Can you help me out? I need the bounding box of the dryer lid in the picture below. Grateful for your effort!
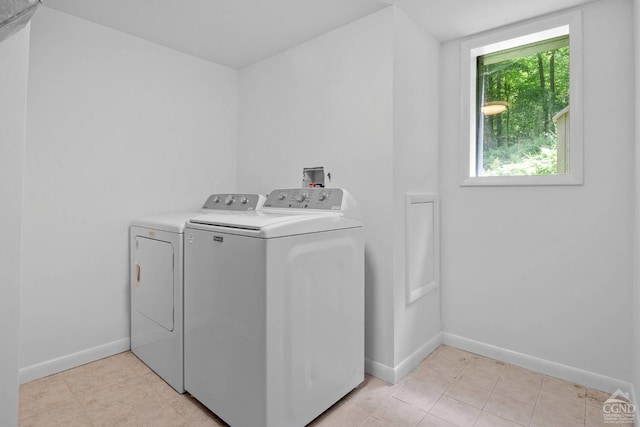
[132,211,203,234]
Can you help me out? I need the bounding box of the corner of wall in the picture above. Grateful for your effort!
[632,0,640,412]
[0,23,31,427]
[366,332,443,384]
[389,0,442,379]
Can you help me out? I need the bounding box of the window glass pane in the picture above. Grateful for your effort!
[476,35,569,176]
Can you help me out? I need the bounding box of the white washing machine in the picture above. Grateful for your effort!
[184,187,364,427]
[129,194,264,393]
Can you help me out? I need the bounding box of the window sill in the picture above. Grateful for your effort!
[461,174,583,187]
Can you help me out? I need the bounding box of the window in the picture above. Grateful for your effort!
[478,35,569,176]
[460,12,583,186]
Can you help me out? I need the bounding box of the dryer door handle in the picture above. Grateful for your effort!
[135,262,141,287]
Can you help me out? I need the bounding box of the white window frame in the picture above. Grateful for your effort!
[460,11,583,187]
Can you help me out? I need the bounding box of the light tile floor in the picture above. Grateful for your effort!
[18,345,633,427]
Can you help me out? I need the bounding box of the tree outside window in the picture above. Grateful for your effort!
[476,35,569,176]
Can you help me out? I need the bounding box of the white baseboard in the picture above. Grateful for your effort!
[365,332,442,384]
[19,338,130,384]
[364,357,396,384]
[442,332,632,394]
[21,331,635,409]
[392,333,443,383]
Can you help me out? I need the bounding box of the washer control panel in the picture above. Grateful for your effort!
[202,194,263,211]
[264,188,344,210]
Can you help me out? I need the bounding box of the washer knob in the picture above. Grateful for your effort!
[212,196,221,203]
[318,191,329,201]
[240,197,248,204]
[278,192,287,200]
[224,195,235,205]
[296,191,308,202]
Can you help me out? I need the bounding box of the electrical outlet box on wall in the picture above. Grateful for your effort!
[302,167,325,188]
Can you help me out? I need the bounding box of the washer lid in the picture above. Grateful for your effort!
[187,211,362,238]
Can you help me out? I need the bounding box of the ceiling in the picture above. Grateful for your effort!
[41,0,392,68]
[395,0,597,43]
[42,0,597,69]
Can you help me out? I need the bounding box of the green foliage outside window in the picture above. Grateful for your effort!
[477,36,569,176]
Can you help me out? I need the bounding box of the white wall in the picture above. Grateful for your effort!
[440,0,634,382]
[237,7,443,379]
[20,7,238,379]
[19,0,635,394]
[237,8,396,367]
[391,10,441,368]
[0,25,30,426]
[633,0,640,401]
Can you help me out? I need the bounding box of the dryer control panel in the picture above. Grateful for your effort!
[264,188,344,210]
[202,194,265,211]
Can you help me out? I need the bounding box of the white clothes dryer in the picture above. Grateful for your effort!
[129,194,264,393]
[184,188,364,427]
